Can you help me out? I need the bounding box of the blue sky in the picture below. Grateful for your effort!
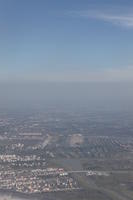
[1,0,133,82]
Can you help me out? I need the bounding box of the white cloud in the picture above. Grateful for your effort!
[70,10,133,28]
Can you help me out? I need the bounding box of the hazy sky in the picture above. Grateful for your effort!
[0,0,133,82]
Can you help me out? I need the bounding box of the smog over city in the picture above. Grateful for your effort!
[0,0,133,200]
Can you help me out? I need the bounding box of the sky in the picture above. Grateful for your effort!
[0,0,133,82]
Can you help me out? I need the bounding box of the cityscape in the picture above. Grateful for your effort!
[0,109,133,199]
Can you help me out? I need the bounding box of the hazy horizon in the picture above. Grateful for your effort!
[0,81,133,112]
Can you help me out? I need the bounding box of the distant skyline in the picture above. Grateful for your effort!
[1,0,133,82]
